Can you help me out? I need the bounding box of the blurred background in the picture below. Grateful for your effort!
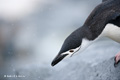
[0,0,120,80]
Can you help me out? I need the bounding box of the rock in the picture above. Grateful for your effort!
[48,57,120,80]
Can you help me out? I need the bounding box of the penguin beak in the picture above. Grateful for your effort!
[51,54,68,66]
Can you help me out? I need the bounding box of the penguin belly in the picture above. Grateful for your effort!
[102,23,120,43]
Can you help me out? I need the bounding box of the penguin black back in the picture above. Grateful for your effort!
[84,0,120,40]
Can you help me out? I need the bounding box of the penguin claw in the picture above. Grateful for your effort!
[114,57,116,67]
[114,55,120,67]
[114,62,118,67]
[114,60,120,67]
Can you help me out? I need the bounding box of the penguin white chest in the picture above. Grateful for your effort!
[102,23,120,43]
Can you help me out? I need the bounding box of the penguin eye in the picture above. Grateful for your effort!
[69,49,74,53]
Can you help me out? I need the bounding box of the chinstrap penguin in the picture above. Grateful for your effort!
[51,0,120,67]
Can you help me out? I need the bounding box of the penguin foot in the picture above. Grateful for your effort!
[114,52,120,67]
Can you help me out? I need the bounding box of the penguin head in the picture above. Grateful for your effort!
[51,28,93,66]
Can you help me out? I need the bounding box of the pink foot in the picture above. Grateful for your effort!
[114,52,120,67]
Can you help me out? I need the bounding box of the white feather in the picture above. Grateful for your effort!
[101,23,120,43]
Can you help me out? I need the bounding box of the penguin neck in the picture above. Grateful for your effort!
[79,38,94,53]
[76,27,96,52]
[79,26,99,41]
